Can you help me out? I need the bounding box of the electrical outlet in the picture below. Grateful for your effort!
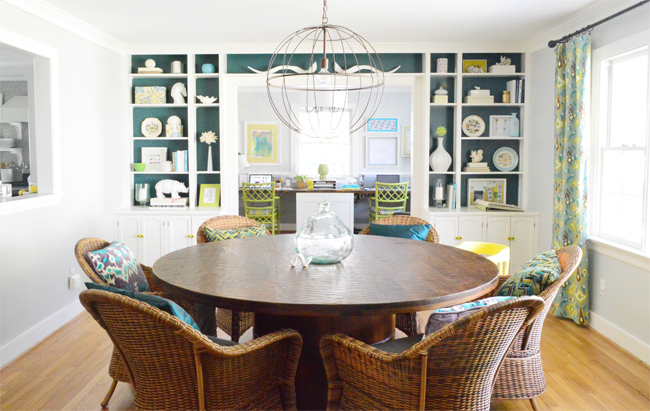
[600,279,606,297]
[69,269,82,289]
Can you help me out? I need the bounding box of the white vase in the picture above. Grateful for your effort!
[430,137,452,172]
[207,145,213,172]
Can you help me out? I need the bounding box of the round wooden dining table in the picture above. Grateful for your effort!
[152,234,499,410]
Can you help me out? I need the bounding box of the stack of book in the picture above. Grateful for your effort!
[150,197,188,208]
[138,67,163,74]
[464,95,494,104]
[172,150,188,172]
[506,79,525,103]
[464,162,490,172]
[313,180,336,189]
[474,199,523,212]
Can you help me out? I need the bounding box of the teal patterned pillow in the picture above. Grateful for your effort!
[85,283,199,331]
[203,224,267,242]
[496,250,561,297]
[84,241,150,292]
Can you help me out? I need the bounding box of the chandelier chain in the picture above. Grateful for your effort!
[322,0,328,25]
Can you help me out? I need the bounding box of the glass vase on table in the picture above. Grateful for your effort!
[294,202,354,264]
[135,183,150,206]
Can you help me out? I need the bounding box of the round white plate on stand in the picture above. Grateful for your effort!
[462,115,485,137]
[141,117,162,137]
[493,147,519,171]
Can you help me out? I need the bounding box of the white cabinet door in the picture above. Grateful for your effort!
[192,216,211,246]
[510,216,537,272]
[167,215,193,253]
[458,216,484,244]
[296,193,354,232]
[140,215,165,266]
[433,216,458,246]
[115,215,141,259]
[486,216,510,246]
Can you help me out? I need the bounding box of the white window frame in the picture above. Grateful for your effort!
[591,30,650,258]
[0,28,61,215]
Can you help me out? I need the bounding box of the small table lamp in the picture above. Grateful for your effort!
[238,153,249,186]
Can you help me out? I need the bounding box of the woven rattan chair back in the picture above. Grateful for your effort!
[359,215,440,243]
[80,289,302,411]
[195,215,265,342]
[369,182,409,222]
[196,215,269,244]
[320,296,545,411]
[242,182,280,234]
[492,245,583,409]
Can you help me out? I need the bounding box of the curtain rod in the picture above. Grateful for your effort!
[548,0,649,48]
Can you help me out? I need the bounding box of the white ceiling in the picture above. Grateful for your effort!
[42,0,609,47]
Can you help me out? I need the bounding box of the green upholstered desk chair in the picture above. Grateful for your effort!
[320,296,545,411]
[74,237,197,409]
[196,215,269,342]
[369,182,409,222]
[359,215,440,337]
[242,182,280,235]
[490,245,582,411]
[80,289,302,411]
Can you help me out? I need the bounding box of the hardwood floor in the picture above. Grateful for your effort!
[1,311,648,411]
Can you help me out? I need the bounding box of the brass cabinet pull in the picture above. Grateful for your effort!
[455,236,462,240]
[137,234,144,238]
[508,236,515,241]
[188,234,195,238]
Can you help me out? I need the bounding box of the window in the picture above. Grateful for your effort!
[295,109,351,177]
[592,34,649,254]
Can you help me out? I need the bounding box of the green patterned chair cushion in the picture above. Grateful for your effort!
[248,208,278,216]
[84,241,150,292]
[496,250,561,297]
[85,282,200,331]
[203,224,267,242]
[369,206,399,216]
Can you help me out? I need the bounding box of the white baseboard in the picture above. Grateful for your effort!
[0,299,84,368]
[589,312,650,365]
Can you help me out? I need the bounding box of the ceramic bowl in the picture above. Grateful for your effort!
[133,163,146,172]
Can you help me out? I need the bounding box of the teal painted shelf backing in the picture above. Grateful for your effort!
[462,140,520,172]
[227,53,423,73]
[430,76,456,103]
[195,78,219,103]
[196,174,221,207]
[462,77,523,103]
[133,140,189,163]
[131,54,187,74]
[195,54,219,74]
[430,106,455,157]
[462,53,523,73]
[196,106,220,172]
[133,107,188,137]
[460,174,519,207]
[132,78,188,103]
[430,53,457,73]
[428,174,455,207]
[133,173,190,205]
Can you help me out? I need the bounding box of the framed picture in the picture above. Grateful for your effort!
[402,125,411,157]
[489,115,512,137]
[198,184,220,207]
[245,122,279,164]
[366,118,398,132]
[248,174,273,184]
[141,147,167,172]
[467,178,507,205]
[366,136,398,167]
[463,59,488,73]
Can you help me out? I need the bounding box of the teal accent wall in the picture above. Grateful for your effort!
[430,76,455,103]
[227,53,423,73]
[430,53,457,73]
[132,78,188,104]
[461,140,520,172]
[462,77,523,103]
[133,107,188,137]
[460,174,519,207]
[133,174,190,204]
[196,174,221,207]
[429,106,454,157]
[131,54,187,74]
[196,107,220,172]
[133,140,188,163]
[462,53,523,73]
[428,174,455,207]
[195,54,219,74]
[196,78,219,102]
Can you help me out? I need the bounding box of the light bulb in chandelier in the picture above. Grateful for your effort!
[315,67,331,87]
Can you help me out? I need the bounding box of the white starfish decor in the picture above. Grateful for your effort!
[200,131,217,145]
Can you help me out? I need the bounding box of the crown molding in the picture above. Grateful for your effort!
[125,41,527,55]
[3,0,125,55]
[526,0,641,53]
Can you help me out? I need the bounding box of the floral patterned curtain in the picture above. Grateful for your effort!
[553,35,591,325]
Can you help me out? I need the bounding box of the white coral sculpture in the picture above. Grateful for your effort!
[200,131,218,145]
[497,56,512,66]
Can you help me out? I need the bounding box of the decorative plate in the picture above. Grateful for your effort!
[493,147,519,172]
[462,115,485,137]
[141,117,162,137]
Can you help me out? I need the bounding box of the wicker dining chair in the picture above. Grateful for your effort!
[491,245,583,411]
[320,296,545,411]
[360,215,440,337]
[75,237,198,408]
[80,289,302,411]
[197,215,269,342]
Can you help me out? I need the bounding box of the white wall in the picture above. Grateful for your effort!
[0,2,126,365]
[526,3,649,360]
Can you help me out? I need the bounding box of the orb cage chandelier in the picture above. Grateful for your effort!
[266,0,385,139]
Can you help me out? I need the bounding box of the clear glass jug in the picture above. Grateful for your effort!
[294,202,354,264]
